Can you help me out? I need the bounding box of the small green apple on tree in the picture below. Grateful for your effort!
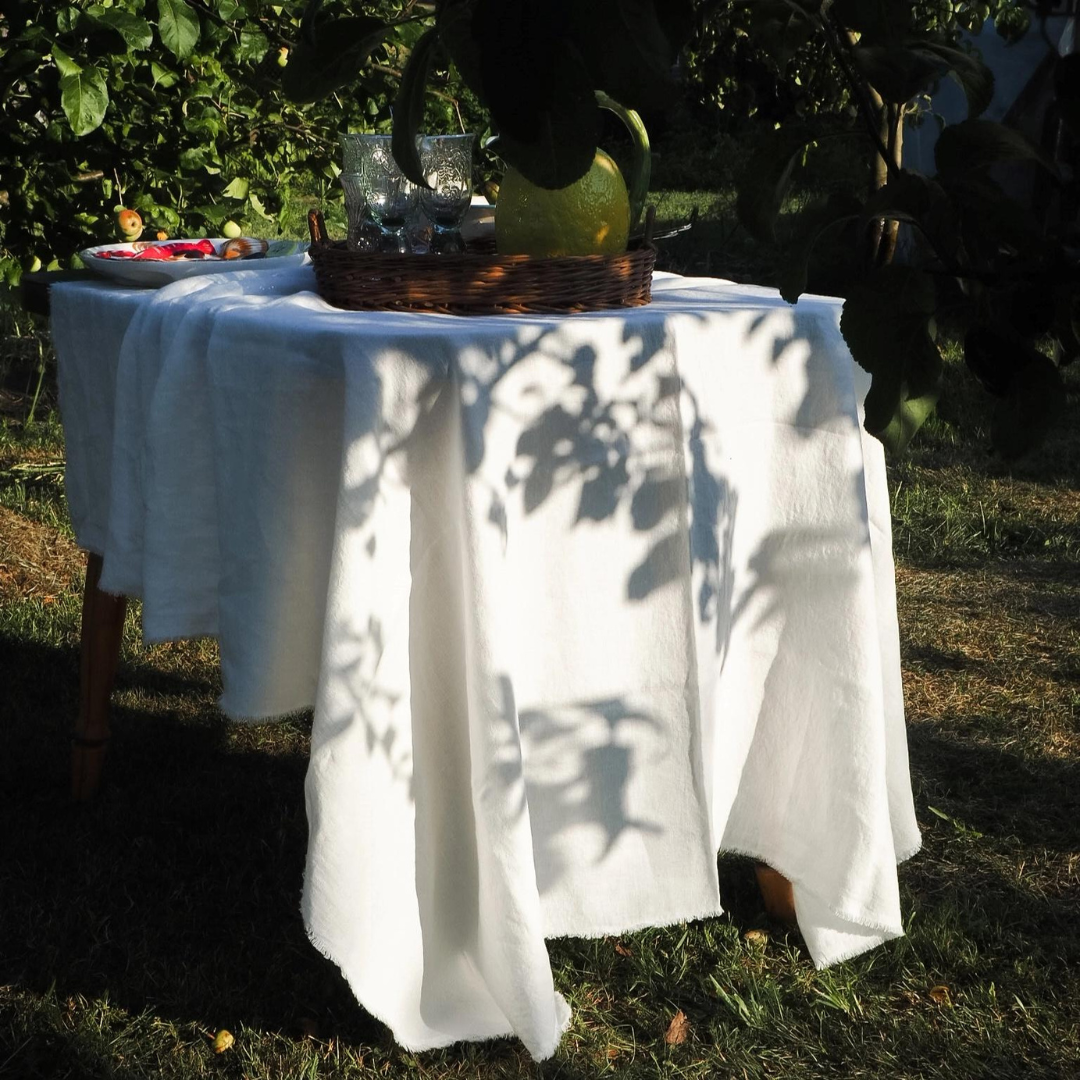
[117,208,143,241]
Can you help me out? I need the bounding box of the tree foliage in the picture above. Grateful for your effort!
[0,0,691,282]
[679,0,1030,128]
[282,0,694,190]
[732,0,1077,457]
[0,0,480,282]
[3,0,1073,459]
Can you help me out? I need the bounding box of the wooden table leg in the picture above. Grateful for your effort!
[755,863,797,927]
[71,552,127,802]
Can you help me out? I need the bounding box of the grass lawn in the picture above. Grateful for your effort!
[1,191,1078,1080]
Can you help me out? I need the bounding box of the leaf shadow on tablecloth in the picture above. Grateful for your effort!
[312,296,873,901]
[313,314,730,840]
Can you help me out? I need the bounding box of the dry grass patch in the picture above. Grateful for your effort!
[0,504,83,605]
[895,557,1080,930]
[897,561,1080,755]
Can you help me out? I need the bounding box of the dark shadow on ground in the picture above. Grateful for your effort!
[0,632,388,1053]
[907,724,1080,856]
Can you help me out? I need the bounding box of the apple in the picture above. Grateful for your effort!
[117,208,143,239]
[222,220,242,239]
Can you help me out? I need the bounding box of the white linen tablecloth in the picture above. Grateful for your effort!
[52,266,920,1059]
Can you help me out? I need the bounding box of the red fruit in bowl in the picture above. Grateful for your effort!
[117,208,143,239]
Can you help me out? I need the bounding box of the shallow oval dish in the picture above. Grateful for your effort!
[78,238,309,287]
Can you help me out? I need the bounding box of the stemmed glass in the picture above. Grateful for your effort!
[365,136,418,254]
[419,134,475,254]
[339,172,379,252]
[341,134,418,254]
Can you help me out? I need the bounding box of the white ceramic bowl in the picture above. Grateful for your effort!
[79,238,309,287]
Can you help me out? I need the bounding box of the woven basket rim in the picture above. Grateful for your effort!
[306,208,656,316]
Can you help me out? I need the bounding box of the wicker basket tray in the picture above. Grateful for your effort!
[306,209,656,316]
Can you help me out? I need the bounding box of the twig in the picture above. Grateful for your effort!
[26,339,46,428]
[370,63,459,105]
[178,0,293,49]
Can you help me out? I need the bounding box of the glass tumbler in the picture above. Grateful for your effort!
[340,132,371,175]
[339,171,379,252]
[419,134,475,254]
[356,135,418,254]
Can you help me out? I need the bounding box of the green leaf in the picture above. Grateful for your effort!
[192,203,233,225]
[4,49,44,83]
[222,177,250,200]
[249,192,274,220]
[60,66,109,136]
[88,7,155,51]
[57,6,81,34]
[179,147,207,171]
[157,0,201,61]
[184,109,221,139]
[391,26,440,187]
[156,205,182,227]
[596,91,650,229]
[991,354,1065,459]
[570,0,683,112]
[494,96,599,190]
[940,173,1048,267]
[861,170,959,261]
[477,0,598,188]
[237,27,268,63]
[777,200,860,304]
[437,0,483,95]
[51,44,82,78]
[995,6,1031,44]
[920,41,994,119]
[150,61,180,88]
[850,44,947,104]
[840,264,942,454]
[280,16,391,103]
[935,119,1059,178]
[736,133,813,244]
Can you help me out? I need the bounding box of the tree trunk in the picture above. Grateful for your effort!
[867,98,905,266]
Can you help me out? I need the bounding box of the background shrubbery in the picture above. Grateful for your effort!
[0,0,491,283]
